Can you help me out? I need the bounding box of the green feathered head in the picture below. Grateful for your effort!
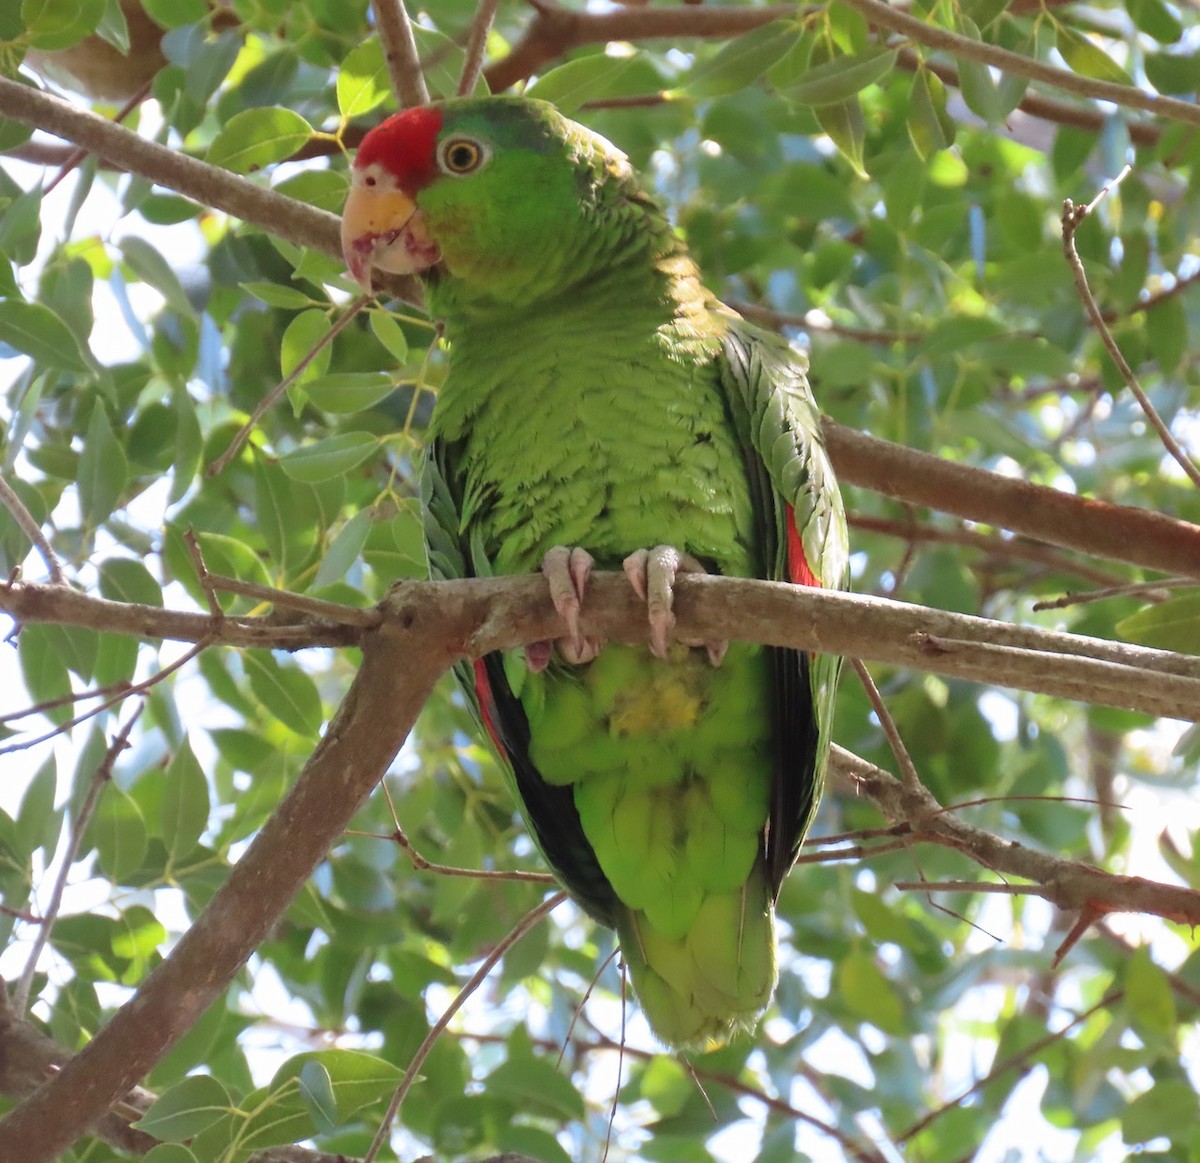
[342,97,653,307]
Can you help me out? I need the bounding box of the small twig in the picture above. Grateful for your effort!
[372,0,431,108]
[184,529,223,617]
[0,678,133,723]
[556,946,622,1070]
[894,879,1034,895]
[205,571,383,628]
[732,300,925,345]
[0,641,207,758]
[43,80,153,195]
[208,296,371,477]
[851,659,921,791]
[458,0,501,95]
[11,706,144,1016]
[363,892,566,1163]
[1062,167,1200,490]
[1032,576,1190,612]
[898,990,1123,1144]
[791,835,918,864]
[0,476,64,586]
[383,822,556,883]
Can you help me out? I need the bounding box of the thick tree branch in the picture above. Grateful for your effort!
[823,420,1200,581]
[1,571,1196,1157]
[483,1,801,92]
[4,574,1200,720]
[0,613,447,1162]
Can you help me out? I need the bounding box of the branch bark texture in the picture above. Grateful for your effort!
[0,615,448,1162]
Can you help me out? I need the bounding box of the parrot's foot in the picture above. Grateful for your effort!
[527,546,604,672]
[622,545,727,667]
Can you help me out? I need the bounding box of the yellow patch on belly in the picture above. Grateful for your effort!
[609,653,707,737]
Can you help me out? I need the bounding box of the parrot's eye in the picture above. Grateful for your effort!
[438,137,487,175]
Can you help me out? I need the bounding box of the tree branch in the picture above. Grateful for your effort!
[0,611,448,1162]
[823,420,1200,581]
[841,0,1200,128]
[1,570,1196,1157]
[4,573,1200,719]
[371,0,430,107]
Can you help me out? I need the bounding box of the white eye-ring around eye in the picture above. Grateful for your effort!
[437,136,489,176]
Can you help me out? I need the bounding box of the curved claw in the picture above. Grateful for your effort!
[622,545,727,667]
[539,546,604,666]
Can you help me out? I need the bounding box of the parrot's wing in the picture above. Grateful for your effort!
[720,319,849,895]
[422,438,620,925]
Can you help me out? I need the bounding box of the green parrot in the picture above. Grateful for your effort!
[342,96,848,1048]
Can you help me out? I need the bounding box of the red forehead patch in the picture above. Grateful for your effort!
[354,105,444,192]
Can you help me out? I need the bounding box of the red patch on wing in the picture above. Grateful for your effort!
[355,106,443,192]
[473,658,506,756]
[786,503,821,588]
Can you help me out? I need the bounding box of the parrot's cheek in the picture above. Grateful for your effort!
[342,205,440,287]
[370,212,441,277]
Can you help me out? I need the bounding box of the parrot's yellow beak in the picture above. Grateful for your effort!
[341,178,440,290]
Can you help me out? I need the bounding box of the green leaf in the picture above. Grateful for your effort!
[411,24,489,99]
[337,38,391,120]
[1123,1080,1199,1144]
[136,1074,231,1141]
[677,22,801,99]
[1145,291,1187,376]
[485,1051,585,1121]
[784,47,897,106]
[119,237,193,317]
[96,0,130,53]
[1125,946,1176,1041]
[836,948,906,1034]
[814,98,868,179]
[313,508,373,589]
[207,107,312,174]
[190,532,273,591]
[18,623,71,722]
[0,300,89,372]
[86,785,148,883]
[78,406,128,529]
[280,308,333,385]
[142,0,207,26]
[244,650,323,738]
[143,1145,200,1163]
[1117,592,1200,653]
[298,1061,337,1135]
[1145,50,1200,94]
[21,0,105,50]
[956,56,1004,123]
[365,309,408,367]
[162,741,209,862]
[907,66,954,159]
[1129,0,1183,42]
[524,52,642,114]
[1055,25,1133,86]
[16,756,61,860]
[229,1050,403,1149]
[303,372,395,414]
[99,557,163,607]
[279,432,378,484]
[241,282,315,309]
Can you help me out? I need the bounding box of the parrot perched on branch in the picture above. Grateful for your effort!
[342,97,848,1047]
